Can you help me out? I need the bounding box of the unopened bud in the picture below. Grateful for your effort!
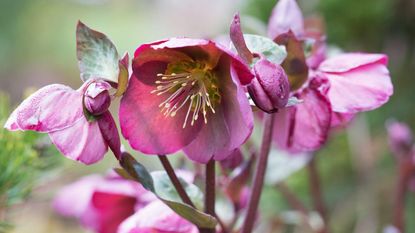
[84,81,111,116]
[248,58,290,113]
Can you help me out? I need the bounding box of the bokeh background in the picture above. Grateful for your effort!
[0,0,414,232]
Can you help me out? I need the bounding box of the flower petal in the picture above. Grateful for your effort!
[49,116,108,165]
[5,84,84,132]
[273,87,332,153]
[98,112,121,159]
[119,71,203,155]
[268,0,304,40]
[320,53,393,113]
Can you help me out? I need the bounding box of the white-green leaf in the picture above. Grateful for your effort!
[76,21,119,83]
[240,34,287,65]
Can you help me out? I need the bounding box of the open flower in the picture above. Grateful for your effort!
[265,0,393,152]
[5,79,121,164]
[119,38,254,163]
[54,172,155,233]
[118,200,198,233]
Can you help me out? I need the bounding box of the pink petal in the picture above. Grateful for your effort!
[98,112,121,159]
[267,0,304,40]
[319,53,393,113]
[230,13,253,63]
[53,175,102,218]
[330,112,355,128]
[49,116,108,165]
[117,201,197,233]
[5,84,84,132]
[183,61,254,163]
[273,87,332,153]
[119,72,203,155]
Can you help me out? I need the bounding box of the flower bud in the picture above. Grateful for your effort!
[386,120,413,157]
[84,81,111,116]
[248,58,290,113]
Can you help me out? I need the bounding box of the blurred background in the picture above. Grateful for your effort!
[0,0,414,232]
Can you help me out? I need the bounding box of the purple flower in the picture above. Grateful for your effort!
[119,38,254,163]
[4,79,121,164]
[386,120,413,158]
[54,172,155,233]
[266,0,393,152]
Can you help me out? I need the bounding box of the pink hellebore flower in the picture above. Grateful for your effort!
[267,0,393,152]
[4,79,121,164]
[118,200,198,233]
[120,38,254,163]
[54,172,155,233]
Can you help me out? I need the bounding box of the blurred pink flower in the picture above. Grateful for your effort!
[117,201,198,233]
[268,0,393,153]
[4,79,121,164]
[119,38,254,163]
[54,172,155,233]
[386,120,413,158]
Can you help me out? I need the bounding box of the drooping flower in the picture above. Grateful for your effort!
[119,38,254,163]
[117,200,198,233]
[54,172,155,233]
[4,21,127,164]
[5,79,121,164]
[264,0,393,152]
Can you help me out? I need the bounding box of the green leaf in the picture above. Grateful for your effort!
[265,150,312,185]
[119,153,217,229]
[242,34,287,65]
[76,21,120,83]
[286,96,303,107]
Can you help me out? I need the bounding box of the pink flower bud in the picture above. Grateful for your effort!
[84,81,111,116]
[386,120,413,157]
[248,58,290,113]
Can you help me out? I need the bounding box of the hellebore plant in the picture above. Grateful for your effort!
[3,1,398,233]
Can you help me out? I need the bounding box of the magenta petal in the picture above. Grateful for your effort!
[330,112,355,128]
[230,13,253,63]
[98,112,121,159]
[119,72,203,155]
[273,87,332,152]
[267,0,304,40]
[49,117,108,165]
[4,84,84,132]
[319,53,393,113]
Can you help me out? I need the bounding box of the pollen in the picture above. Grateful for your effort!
[151,60,220,128]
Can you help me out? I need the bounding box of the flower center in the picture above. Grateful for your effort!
[151,60,221,128]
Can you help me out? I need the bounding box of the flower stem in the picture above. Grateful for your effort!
[307,155,329,233]
[393,160,413,232]
[201,159,216,233]
[241,113,275,233]
[158,155,195,208]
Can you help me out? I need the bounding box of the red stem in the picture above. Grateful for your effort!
[241,113,275,233]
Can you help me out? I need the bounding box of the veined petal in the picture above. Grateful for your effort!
[273,87,332,153]
[49,116,108,165]
[119,72,203,155]
[5,84,84,132]
[268,0,304,40]
[320,53,393,113]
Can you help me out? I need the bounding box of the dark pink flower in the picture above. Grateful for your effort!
[4,79,121,164]
[119,38,254,163]
[54,172,155,233]
[117,201,198,233]
[267,0,393,152]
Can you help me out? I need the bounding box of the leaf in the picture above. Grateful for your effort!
[76,21,120,83]
[240,34,287,65]
[265,150,312,185]
[115,52,129,97]
[119,153,217,229]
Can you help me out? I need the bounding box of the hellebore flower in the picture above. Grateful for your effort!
[117,200,198,233]
[119,38,254,163]
[5,79,121,164]
[54,172,155,233]
[265,0,393,152]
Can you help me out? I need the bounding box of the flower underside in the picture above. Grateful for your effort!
[151,60,221,128]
